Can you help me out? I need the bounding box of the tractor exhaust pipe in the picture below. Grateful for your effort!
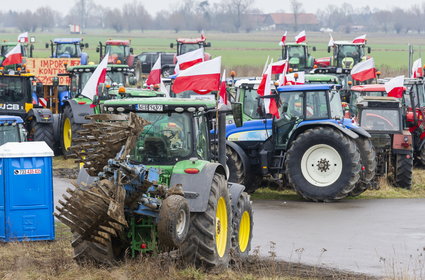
[217,111,226,168]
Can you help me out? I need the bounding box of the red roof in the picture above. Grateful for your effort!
[105,40,130,46]
[268,13,319,25]
[176,38,205,44]
[351,84,406,92]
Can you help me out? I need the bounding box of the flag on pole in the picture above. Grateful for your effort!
[2,44,22,66]
[159,78,170,97]
[172,57,221,94]
[351,58,376,81]
[295,30,306,44]
[81,53,109,100]
[328,34,335,47]
[352,34,367,44]
[218,70,227,106]
[200,31,206,40]
[279,31,287,46]
[257,63,280,118]
[271,60,288,75]
[262,56,270,74]
[17,32,28,43]
[175,48,204,73]
[385,75,405,98]
[146,55,161,86]
[411,58,423,78]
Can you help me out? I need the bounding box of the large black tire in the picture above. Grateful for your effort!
[231,192,253,259]
[226,146,262,193]
[60,105,81,156]
[72,233,125,267]
[180,173,232,268]
[393,153,413,189]
[158,195,190,249]
[349,137,377,197]
[28,119,55,151]
[419,147,425,166]
[285,127,361,202]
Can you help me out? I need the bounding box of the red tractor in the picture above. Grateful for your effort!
[170,36,212,61]
[97,40,136,66]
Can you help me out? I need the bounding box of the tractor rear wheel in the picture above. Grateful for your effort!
[231,192,253,259]
[226,146,262,193]
[285,127,361,202]
[393,153,413,189]
[60,105,81,156]
[28,119,55,151]
[181,173,232,268]
[349,137,377,197]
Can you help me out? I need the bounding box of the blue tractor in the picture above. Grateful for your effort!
[0,116,27,146]
[46,38,89,65]
[225,84,376,201]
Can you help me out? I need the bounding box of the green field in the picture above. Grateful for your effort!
[0,29,423,76]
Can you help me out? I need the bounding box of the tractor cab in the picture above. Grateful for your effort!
[97,40,135,66]
[329,41,371,69]
[348,84,393,116]
[46,38,89,64]
[170,37,211,57]
[0,116,27,145]
[0,42,33,59]
[282,43,316,71]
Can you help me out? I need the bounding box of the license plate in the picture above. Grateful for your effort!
[136,104,163,112]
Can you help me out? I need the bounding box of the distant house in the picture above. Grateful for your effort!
[264,13,319,31]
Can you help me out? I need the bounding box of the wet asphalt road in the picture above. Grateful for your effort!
[53,177,425,277]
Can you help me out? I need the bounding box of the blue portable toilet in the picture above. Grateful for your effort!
[0,141,54,242]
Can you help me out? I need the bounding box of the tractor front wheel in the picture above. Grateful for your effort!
[28,119,55,151]
[285,127,361,202]
[181,173,232,268]
[393,153,413,189]
[60,105,81,156]
[231,192,253,259]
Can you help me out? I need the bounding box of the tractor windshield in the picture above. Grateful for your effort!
[336,45,364,68]
[0,76,32,103]
[242,88,264,119]
[0,125,24,145]
[106,72,125,86]
[179,43,202,55]
[284,46,307,70]
[349,91,386,115]
[359,108,401,132]
[56,43,80,58]
[1,45,27,57]
[106,45,129,63]
[328,90,344,119]
[130,112,194,165]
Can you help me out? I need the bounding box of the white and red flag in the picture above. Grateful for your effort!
[172,56,221,94]
[146,55,161,86]
[328,34,335,47]
[295,30,306,44]
[17,32,28,43]
[279,31,288,46]
[385,75,405,98]
[81,52,109,100]
[271,60,288,75]
[352,34,367,44]
[286,72,305,85]
[257,63,280,118]
[351,58,376,82]
[411,58,423,78]
[175,48,204,73]
[2,44,22,66]
[200,31,206,40]
[218,70,227,106]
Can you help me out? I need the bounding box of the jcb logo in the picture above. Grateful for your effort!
[0,103,21,110]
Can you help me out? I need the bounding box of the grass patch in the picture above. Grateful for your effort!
[252,168,425,201]
[53,156,78,170]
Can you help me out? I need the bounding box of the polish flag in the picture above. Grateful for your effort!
[353,34,367,44]
[295,30,306,44]
[81,52,109,100]
[257,63,280,118]
[279,31,287,46]
[17,32,28,43]
[2,44,22,66]
[286,72,305,85]
[175,48,204,73]
[411,58,423,78]
[351,58,376,82]
[271,60,288,75]
[218,70,227,106]
[146,55,161,85]
[328,34,335,47]
[172,56,221,94]
[385,75,405,98]
[200,31,206,40]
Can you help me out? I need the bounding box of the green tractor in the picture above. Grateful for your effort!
[281,43,316,71]
[56,98,253,267]
[328,41,371,70]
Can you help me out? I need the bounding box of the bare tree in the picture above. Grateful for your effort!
[35,7,56,31]
[68,0,94,29]
[290,0,303,31]
[224,0,254,32]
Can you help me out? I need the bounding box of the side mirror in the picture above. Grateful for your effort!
[205,42,211,47]
[312,46,317,51]
[327,46,331,53]
[36,82,44,97]
[96,47,100,53]
[368,47,371,54]
[282,102,288,114]
[128,76,137,85]
[130,47,134,54]
[85,43,89,48]
[231,102,243,127]
[170,43,174,48]
[45,43,49,49]
[30,36,36,43]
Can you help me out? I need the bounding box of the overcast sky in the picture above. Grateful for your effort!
[2,0,422,15]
